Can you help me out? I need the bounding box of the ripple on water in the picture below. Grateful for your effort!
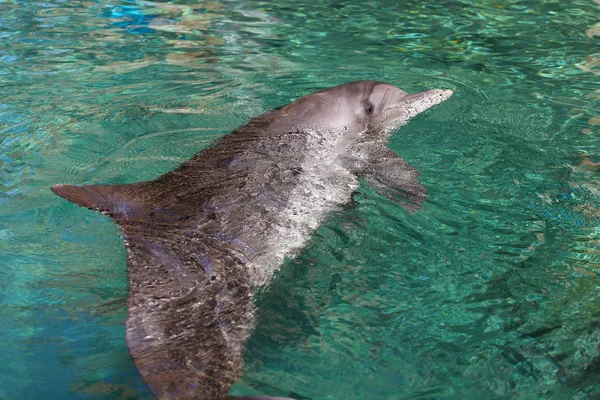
[2,0,600,399]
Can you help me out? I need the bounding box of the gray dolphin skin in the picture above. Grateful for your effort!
[51,81,453,399]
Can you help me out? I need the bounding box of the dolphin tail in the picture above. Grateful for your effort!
[51,183,120,209]
[51,183,156,221]
[51,182,256,399]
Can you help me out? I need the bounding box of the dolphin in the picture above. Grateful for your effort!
[51,80,452,399]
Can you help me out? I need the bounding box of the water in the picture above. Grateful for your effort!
[1,0,599,398]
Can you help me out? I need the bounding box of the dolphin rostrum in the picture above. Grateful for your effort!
[52,81,453,399]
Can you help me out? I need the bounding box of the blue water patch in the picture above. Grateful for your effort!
[103,3,155,35]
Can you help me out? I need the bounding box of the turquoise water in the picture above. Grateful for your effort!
[1,0,600,398]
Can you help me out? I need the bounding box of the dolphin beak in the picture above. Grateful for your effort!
[382,88,453,124]
[402,88,453,119]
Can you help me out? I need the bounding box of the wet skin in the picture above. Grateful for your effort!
[52,81,453,399]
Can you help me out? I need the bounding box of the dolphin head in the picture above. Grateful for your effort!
[278,80,453,139]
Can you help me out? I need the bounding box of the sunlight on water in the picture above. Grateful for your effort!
[1,0,599,399]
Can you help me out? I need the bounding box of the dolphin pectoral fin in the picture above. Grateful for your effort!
[363,174,424,213]
[364,150,427,212]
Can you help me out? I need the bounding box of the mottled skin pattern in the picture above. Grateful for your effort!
[51,81,453,399]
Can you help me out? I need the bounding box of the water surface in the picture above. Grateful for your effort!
[1,0,600,399]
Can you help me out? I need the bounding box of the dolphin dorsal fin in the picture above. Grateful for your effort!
[51,183,148,222]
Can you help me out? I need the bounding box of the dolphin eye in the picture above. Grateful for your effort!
[365,104,374,115]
